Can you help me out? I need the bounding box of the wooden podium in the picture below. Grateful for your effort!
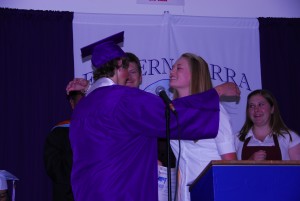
[189,160,300,201]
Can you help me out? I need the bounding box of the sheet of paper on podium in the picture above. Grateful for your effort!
[158,165,176,201]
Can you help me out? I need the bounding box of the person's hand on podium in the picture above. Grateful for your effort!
[249,150,267,160]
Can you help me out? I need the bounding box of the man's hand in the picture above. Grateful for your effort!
[215,82,241,98]
[66,78,90,95]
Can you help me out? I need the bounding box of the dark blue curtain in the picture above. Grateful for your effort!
[259,18,300,134]
[0,8,74,201]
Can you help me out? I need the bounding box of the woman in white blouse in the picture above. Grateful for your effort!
[235,89,300,160]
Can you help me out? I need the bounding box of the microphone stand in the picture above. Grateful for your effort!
[165,107,172,201]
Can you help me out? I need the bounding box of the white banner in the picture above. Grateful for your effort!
[73,13,261,134]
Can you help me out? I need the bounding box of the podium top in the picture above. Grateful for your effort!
[209,160,300,166]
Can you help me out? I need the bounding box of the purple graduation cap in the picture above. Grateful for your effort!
[81,31,126,68]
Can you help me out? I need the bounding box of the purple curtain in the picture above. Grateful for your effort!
[0,8,74,201]
[259,18,300,134]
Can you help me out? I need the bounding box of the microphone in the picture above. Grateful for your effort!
[155,86,177,114]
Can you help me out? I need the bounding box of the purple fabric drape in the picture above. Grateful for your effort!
[259,17,300,134]
[0,8,74,201]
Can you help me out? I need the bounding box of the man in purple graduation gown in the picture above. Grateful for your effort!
[69,31,240,201]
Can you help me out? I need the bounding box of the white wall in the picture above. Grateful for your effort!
[1,0,300,18]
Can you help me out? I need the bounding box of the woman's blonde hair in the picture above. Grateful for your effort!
[172,53,212,99]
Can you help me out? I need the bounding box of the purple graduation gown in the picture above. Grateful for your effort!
[69,85,219,201]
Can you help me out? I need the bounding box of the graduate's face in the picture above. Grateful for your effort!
[125,62,142,88]
[169,57,191,91]
[248,94,274,127]
[116,59,129,86]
